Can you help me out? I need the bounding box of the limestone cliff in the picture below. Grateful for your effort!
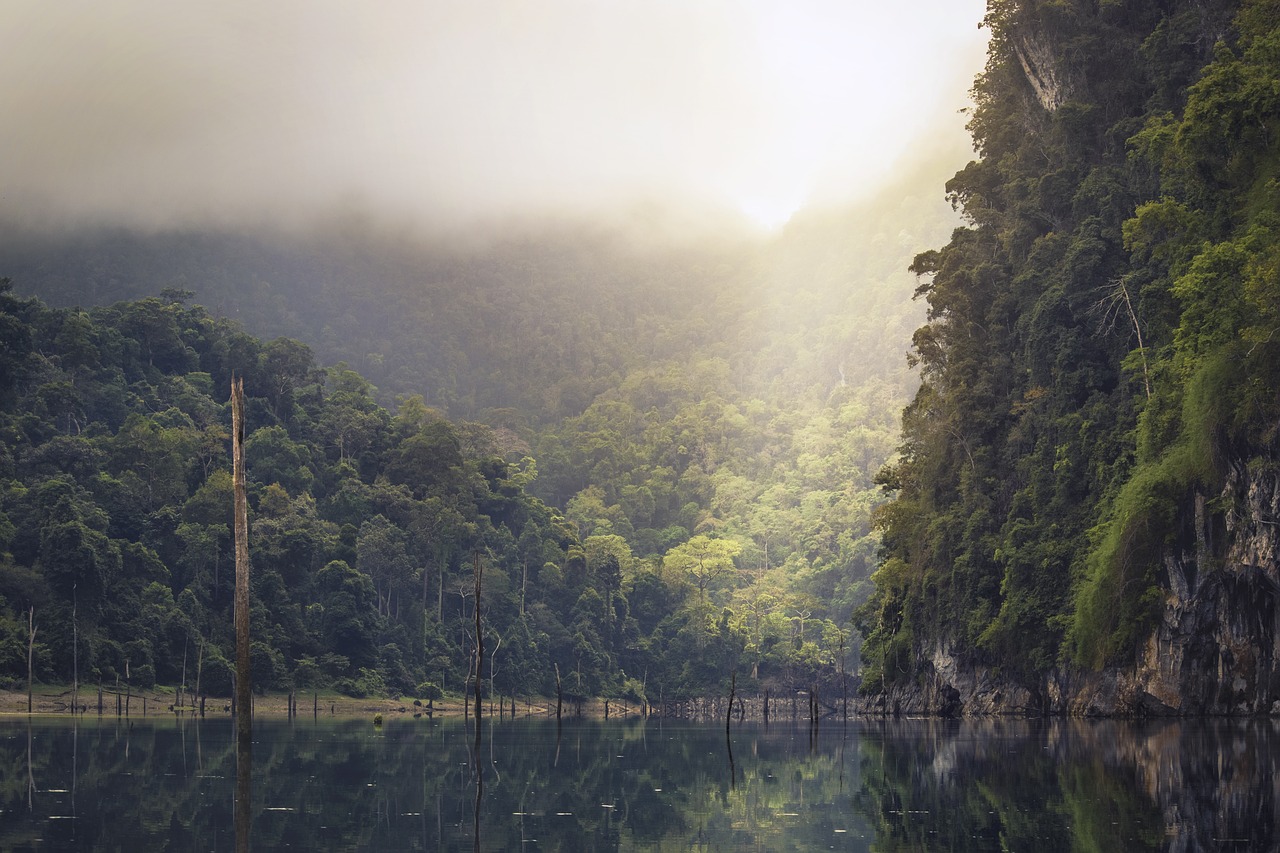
[858,460,1280,717]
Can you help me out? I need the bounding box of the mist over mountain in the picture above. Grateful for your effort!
[1,142,963,424]
[1,0,985,238]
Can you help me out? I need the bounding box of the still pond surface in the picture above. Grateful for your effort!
[0,713,1274,850]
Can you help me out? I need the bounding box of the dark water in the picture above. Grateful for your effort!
[0,714,1276,851]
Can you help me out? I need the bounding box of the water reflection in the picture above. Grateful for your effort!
[855,718,1280,852]
[236,731,251,853]
[0,715,1276,850]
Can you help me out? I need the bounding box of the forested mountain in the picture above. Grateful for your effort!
[0,159,959,704]
[16,0,1275,718]
[1,175,944,423]
[858,0,1280,714]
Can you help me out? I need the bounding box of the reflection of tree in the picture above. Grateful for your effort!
[0,717,862,849]
[235,733,250,853]
[8,718,1275,850]
[26,721,34,811]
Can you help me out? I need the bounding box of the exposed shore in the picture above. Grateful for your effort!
[0,685,647,719]
[1,685,510,718]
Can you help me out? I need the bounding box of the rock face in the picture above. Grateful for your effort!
[858,460,1280,717]
[1128,459,1280,716]
[1013,25,1073,112]
[854,640,1044,717]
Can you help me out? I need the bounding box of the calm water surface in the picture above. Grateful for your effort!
[0,713,1275,851]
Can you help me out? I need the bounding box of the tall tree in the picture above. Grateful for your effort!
[231,377,251,742]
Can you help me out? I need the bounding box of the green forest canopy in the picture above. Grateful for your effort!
[0,163,956,703]
[5,0,1274,708]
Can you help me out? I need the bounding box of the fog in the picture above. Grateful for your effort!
[1,0,987,238]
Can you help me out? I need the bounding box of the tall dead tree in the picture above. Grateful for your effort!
[726,671,735,735]
[231,377,252,743]
[1093,275,1152,400]
[473,550,484,739]
[838,626,848,721]
[554,663,563,720]
[72,589,78,715]
[27,606,36,714]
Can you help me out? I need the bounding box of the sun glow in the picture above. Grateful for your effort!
[737,195,803,232]
[0,0,988,233]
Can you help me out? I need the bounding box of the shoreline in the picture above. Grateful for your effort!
[0,687,642,719]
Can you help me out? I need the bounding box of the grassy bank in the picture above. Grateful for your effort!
[0,685,649,719]
[1,684,479,718]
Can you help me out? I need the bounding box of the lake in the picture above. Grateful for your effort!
[0,713,1274,851]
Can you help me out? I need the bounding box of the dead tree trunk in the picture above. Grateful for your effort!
[554,663,563,720]
[726,671,735,735]
[473,550,484,739]
[27,606,36,714]
[72,591,78,715]
[231,377,252,744]
[195,639,205,716]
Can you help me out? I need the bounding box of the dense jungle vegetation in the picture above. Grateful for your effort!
[857,0,1280,690]
[9,0,1273,708]
[0,165,956,705]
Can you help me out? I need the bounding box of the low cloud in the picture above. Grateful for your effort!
[0,0,987,237]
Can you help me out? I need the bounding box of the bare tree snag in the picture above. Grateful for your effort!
[195,639,205,716]
[554,663,563,720]
[473,550,484,735]
[232,377,252,743]
[726,671,735,735]
[27,606,36,715]
[72,589,78,715]
[1093,275,1151,400]
[838,627,848,721]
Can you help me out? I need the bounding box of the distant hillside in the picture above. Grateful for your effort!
[1,167,955,422]
[0,159,961,693]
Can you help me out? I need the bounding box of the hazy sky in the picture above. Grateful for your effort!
[1,0,988,236]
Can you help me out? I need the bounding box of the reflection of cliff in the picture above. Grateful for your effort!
[1129,720,1280,852]
[854,719,1280,852]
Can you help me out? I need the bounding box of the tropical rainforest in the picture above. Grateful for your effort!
[3,0,1279,715]
[0,161,954,706]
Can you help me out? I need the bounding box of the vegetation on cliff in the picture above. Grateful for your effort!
[857,0,1280,693]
